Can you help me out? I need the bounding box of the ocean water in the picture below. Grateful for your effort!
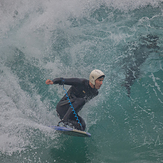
[0,0,163,162]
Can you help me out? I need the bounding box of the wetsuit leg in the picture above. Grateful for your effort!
[62,98,85,121]
[67,115,86,131]
[56,98,86,130]
[56,100,70,120]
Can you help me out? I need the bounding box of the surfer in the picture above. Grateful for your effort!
[45,69,105,131]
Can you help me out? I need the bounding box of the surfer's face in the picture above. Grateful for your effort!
[95,77,104,89]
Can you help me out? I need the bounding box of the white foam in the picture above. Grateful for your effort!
[0,65,57,155]
[0,0,162,157]
[0,0,161,34]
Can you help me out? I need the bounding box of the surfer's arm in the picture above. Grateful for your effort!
[45,78,64,85]
[51,78,84,86]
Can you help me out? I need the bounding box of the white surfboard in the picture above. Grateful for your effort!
[50,126,91,137]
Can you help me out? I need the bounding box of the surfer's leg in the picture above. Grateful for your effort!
[56,100,71,119]
[68,115,86,131]
[68,98,86,131]
[56,98,86,130]
[62,98,85,122]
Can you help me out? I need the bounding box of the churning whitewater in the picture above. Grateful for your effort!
[0,0,163,162]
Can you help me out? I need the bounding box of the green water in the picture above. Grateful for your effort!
[0,0,163,162]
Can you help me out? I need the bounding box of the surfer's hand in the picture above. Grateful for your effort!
[45,79,53,85]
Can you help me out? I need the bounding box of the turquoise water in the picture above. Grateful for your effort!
[0,0,163,162]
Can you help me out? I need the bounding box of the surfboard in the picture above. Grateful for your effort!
[50,126,91,137]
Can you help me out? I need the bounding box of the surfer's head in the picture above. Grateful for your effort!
[89,69,105,89]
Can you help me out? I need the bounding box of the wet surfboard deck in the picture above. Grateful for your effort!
[50,126,91,137]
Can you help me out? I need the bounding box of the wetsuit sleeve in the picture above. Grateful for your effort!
[52,78,64,85]
[52,78,84,86]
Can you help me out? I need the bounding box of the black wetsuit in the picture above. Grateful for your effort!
[52,78,98,131]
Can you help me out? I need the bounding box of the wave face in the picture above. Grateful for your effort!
[0,0,163,162]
